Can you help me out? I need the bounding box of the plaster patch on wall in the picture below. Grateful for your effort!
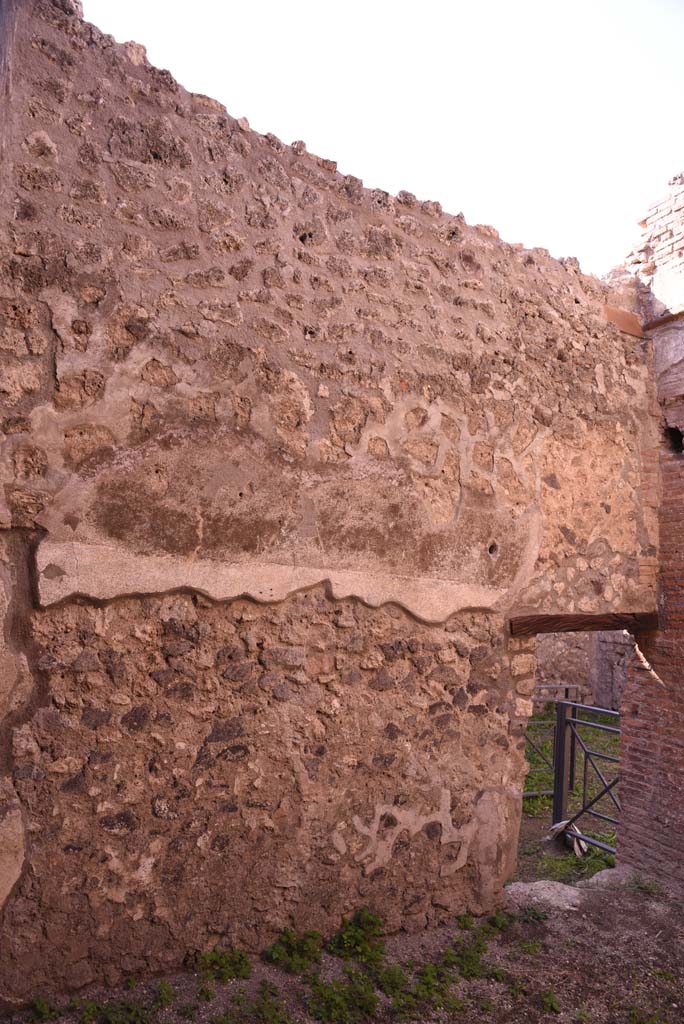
[37,539,508,622]
[352,787,475,875]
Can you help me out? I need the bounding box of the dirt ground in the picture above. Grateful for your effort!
[5,863,682,1024]
[6,745,679,1024]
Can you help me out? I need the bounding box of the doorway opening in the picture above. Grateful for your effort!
[516,629,633,885]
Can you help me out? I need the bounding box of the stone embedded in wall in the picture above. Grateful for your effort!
[0,779,24,915]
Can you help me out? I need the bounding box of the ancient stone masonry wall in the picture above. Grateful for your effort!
[535,630,632,710]
[0,2,658,620]
[534,632,592,705]
[4,594,528,995]
[0,0,659,1003]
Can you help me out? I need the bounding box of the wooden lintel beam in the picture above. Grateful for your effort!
[509,611,659,638]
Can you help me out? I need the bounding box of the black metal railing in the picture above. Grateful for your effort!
[523,696,621,855]
[523,685,579,799]
[551,700,620,854]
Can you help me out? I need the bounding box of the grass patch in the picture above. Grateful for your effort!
[250,980,294,1024]
[176,1005,198,1021]
[535,836,615,885]
[197,982,215,1003]
[519,904,549,923]
[524,794,553,818]
[628,875,664,896]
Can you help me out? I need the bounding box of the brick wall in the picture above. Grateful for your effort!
[620,535,684,892]
[619,177,684,890]
[627,173,684,322]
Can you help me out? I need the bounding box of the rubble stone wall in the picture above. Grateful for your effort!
[0,0,659,1003]
[590,631,632,710]
[535,629,632,710]
[534,632,592,705]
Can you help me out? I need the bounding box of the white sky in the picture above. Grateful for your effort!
[82,0,684,277]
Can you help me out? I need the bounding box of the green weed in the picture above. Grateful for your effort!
[79,1002,100,1024]
[263,928,323,973]
[540,988,561,1014]
[197,983,215,1003]
[519,904,549,923]
[250,980,294,1024]
[176,1004,198,1021]
[391,957,464,1021]
[518,939,542,955]
[486,965,508,983]
[31,998,56,1022]
[199,946,252,982]
[451,928,492,980]
[84,1001,151,1024]
[509,978,528,999]
[308,969,378,1024]
[628,1011,671,1024]
[327,907,385,968]
[488,911,513,931]
[374,963,409,997]
[154,981,175,1009]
